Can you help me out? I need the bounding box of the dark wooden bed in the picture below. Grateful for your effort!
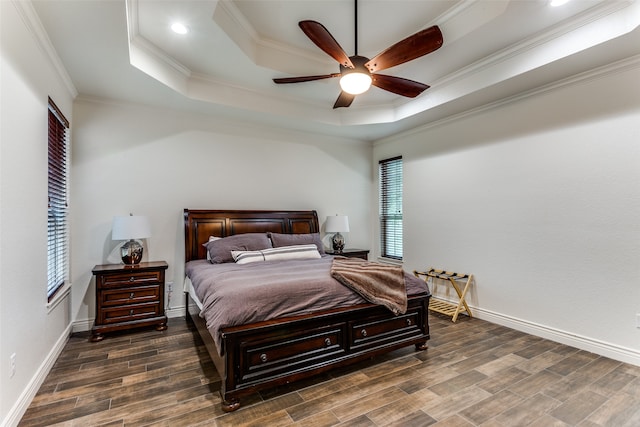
[183,209,431,412]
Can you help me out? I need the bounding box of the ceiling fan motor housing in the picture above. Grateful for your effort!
[340,55,371,75]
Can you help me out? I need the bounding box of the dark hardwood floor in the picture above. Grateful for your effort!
[18,312,640,426]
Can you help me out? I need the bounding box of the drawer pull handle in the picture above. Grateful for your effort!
[406,318,412,326]
[129,309,134,316]
[325,338,331,346]
[129,292,135,299]
[260,353,268,363]
[129,277,135,282]
[361,328,367,337]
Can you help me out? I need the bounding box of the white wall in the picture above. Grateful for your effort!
[3,2,638,424]
[70,98,372,327]
[374,61,640,364]
[1,1,75,425]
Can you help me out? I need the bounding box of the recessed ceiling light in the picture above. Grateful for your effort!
[171,22,189,35]
[549,0,571,6]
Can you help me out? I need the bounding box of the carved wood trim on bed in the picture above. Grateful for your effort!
[183,209,430,412]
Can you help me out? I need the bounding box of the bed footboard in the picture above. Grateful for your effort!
[187,291,430,412]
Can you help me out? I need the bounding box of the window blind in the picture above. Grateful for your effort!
[48,98,69,301]
[379,156,403,260]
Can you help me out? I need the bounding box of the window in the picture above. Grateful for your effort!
[48,98,69,301]
[379,156,403,260]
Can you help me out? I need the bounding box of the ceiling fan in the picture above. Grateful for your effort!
[273,0,443,109]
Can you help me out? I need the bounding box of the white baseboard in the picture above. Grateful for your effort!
[72,318,93,333]
[442,300,640,367]
[3,323,72,427]
[166,305,185,319]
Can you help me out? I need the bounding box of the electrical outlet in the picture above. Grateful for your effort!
[167,281,173,292]
[9,353,16,378]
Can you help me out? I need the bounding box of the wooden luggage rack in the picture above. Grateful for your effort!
[414,268,474,322]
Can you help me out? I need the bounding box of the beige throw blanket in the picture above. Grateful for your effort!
[330,257,407,315]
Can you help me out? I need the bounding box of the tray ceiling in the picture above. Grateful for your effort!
[31,0,640,140]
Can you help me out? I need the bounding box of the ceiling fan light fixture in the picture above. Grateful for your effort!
[340,72,372,95]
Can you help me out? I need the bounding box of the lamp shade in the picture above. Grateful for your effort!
[325,215,350,233]
[112,215,151,240]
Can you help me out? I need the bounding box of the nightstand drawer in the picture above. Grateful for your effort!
[99,271,161,288]
[99,303,161,324]
[100,285,160,307]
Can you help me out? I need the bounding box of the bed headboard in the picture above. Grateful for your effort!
[184,209,320,262]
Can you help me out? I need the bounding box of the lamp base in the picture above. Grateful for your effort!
[121,239,143,265]
[331,232,345,253]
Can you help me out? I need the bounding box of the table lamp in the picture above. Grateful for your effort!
[325,215,349,253]
[112,214,151,265]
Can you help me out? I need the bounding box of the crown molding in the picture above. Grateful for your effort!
[13,0,78,98]
[378,54,640,145]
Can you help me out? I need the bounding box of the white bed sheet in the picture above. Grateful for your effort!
[184,276,203,311]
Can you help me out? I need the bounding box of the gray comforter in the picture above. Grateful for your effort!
[185,256,429,354]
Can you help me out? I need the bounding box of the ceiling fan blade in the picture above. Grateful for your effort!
[365,26,443,73]
[299,20,355,68]
[333,91,355,109]
[273,73,340,84]
[371,74,430,98]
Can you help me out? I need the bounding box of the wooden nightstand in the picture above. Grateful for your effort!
[91,261,168,342]
[325,249,369,260]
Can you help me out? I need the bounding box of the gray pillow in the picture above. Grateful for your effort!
[269,232,325,255]
[205,233,272,264]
